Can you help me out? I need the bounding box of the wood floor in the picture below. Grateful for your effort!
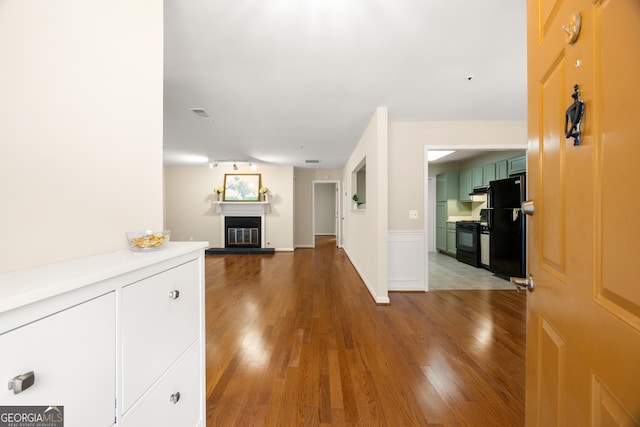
[204,236,526,426]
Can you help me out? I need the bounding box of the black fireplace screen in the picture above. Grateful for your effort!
[225,216,261,248]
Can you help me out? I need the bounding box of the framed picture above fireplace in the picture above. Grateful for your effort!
[223,173,261,201]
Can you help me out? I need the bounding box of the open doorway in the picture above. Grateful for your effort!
[424,146,527,290]
[312,180,341,248]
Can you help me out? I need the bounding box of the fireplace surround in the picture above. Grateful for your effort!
[214,201,270,249]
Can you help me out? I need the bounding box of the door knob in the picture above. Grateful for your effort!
[510,275,534,292]
[522,200,535,216]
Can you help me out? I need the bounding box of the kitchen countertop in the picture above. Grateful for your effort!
[448,216,481,222]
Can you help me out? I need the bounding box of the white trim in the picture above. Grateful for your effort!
[343,246,390,304]
[213,202,270,249]
[312,180,341,248]
[388,231,426,291]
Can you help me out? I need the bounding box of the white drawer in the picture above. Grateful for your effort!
[121,342,201,427]
[0,293,115,427]
[121,260,200,411]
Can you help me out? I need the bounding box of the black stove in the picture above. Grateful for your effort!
[455,221,481,267]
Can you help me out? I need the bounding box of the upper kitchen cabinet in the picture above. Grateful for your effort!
[496,160,508,180]
[482,163,496,187]
[472,167,484,189]
[508,155,526,176]
[436,172,459,202]
[458,170,473,202]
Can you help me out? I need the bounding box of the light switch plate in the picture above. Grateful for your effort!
[409,210,418,219]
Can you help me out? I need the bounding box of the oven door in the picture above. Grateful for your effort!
[456,223,480,267]
[456,225,478,253]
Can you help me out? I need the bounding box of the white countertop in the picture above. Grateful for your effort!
[0,241,208,314]
[448,216,481,222]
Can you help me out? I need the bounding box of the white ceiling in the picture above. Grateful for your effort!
[163,0,527,169]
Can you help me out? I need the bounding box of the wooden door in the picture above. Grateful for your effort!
[526,0,640,425]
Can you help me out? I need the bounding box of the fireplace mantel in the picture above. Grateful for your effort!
[213,201,270,216]
[213,202,270,249]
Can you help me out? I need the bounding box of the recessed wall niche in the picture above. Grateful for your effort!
[351,157,366,210]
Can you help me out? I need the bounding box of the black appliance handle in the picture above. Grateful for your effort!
[487,185,493,208]
[487,209,494,232]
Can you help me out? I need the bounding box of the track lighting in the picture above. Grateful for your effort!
[209,160,255,170]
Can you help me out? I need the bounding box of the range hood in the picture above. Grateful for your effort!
[468,187,488,202]
[469,187,489,195]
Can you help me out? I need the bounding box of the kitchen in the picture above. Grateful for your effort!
[429,150,526,290]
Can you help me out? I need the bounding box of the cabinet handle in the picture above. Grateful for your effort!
[8,371,35,395]
[170,391,181,404]
[168,290,180,299]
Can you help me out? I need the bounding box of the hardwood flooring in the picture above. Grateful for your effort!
[204,236,526,426]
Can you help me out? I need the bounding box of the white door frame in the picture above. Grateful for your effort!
[312,180,341,248]
[423,144,527,291]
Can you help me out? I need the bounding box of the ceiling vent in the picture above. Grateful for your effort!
[305,160,320,164]
[189,108,214,120]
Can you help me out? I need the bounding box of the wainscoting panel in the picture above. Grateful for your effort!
[388,231,426,291]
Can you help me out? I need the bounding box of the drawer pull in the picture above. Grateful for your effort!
[168,290,180,299]
[8,371,35,395]
[170,391,181,404]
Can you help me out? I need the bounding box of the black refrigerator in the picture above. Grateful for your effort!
[488,175,526,278]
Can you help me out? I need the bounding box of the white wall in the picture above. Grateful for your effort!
[342,108,389,303]
[386,120,527,291]
[164,165,295,250]
[0,0,163,273]
[389,120,527,231]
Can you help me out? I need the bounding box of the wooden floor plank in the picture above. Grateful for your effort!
[205,236,526,426]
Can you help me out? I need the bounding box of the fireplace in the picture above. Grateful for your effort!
[225,216,261,248]
[214,202,270,249]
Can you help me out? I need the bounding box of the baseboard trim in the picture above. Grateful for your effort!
[205,247,275,255]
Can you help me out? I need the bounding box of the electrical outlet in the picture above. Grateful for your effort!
[409,210,418,219]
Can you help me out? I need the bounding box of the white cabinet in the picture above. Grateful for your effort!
[121,343,201,427]
[0,293,116,426]
[121,260,200,412]
[0,242,207,427]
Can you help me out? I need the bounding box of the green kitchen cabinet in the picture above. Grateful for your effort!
[436,172,459,202]
[496,160,508,180]
[482,163,496,187]
[472,167,484,188]
[435,202,448,251]
[446,222,457,256]
[458,169,473,202]
[508,155,526,175]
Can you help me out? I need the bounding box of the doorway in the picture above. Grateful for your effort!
[312,180,340,248]
[424,146,527,290]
